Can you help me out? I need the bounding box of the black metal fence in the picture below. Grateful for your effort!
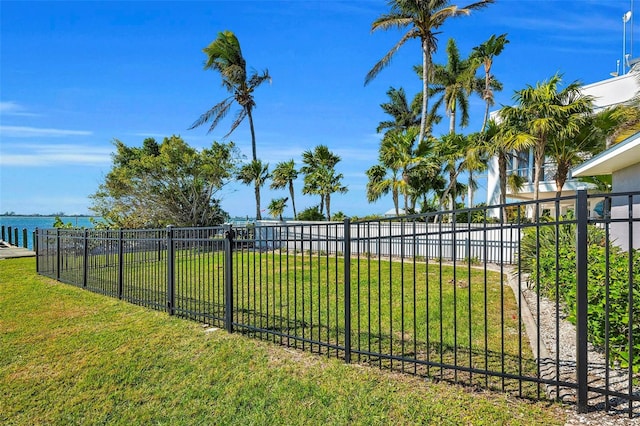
[35,190,640,417]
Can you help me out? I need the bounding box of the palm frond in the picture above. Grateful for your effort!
[188,97,234,132]
[365,29,418,85]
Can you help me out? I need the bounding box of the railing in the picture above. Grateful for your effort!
[1,226,29,248]
[35,190,640,417]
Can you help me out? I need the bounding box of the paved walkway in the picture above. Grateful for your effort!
[0,241,36,259]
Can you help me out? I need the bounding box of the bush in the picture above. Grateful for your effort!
[519,215,640,371]
[296,206,326,221]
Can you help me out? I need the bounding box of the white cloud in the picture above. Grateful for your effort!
[0,101,40,117]
[0,144,111,166]
[0,125,92,138]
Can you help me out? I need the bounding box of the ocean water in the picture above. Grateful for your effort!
[0,216,100,250]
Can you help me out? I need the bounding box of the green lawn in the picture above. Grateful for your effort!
[0,257,565,425]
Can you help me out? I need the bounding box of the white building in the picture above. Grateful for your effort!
[485,70,640,216]
[572,132,640,251]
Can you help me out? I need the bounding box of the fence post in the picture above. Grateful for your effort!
[14,228,18,247]
[34,228,39,273]
[167,225,175,316]
[343,218,352,363]
[576,189,589,413]
[8,226,13,245]
[118,229,124,300]
[224,225,234,333]
[56,228,61,281]
[22,228,27,248]
[1,225,4,241]
[83,229,89,288]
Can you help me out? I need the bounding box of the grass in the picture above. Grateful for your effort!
[0,257,566,425]
[40,247,538,394]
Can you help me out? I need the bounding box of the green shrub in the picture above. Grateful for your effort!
[519,216,640,371]
[297,206,325,221]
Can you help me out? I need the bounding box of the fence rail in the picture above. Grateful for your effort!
[36,190,640,417]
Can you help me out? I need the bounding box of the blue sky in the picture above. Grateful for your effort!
[0,0,633,217]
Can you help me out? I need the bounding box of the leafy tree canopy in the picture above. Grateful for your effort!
[91,135,240,228]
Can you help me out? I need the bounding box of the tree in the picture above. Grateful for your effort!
[471,33,509,131]
[365,0,494,144]
[189,31,271,162]
[270,160,298,219]
[268,197,288,221]
[300,145,341,216]
[376,87,421,133]
[435,132,471,211]
[366,164,394,209]
[237,160,270,220]
[548,104,640,196]
[91,136,238,228]
[301,145,347,221]
[428,38,481,135]
[499,74,593,211]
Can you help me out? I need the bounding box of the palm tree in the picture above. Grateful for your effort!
[499,74,593,210]
[366,128,420,215]
[471,33,509,131]
[478,118,536,222]
[462,132,488,208]
[366,164,394,208]
[189,31,271,162]
[314,167,348,221]
[365,0,494,144]
[436,132,470,211]
[376,87,421,133]
[270,160,298,219]
[301,145,341,216]
[428,38,481,135]
[547,104,640,196]
[237,160,270,220]
[268,197,288,221]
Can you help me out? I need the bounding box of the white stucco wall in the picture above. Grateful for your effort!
[610,163,640,251]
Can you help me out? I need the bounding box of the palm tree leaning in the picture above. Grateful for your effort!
[365,0,494,144]
[268,197,288,221]
[270,160,298,219]
[189,30,271,162]
[471,33,509,131]
[237,160,270,220]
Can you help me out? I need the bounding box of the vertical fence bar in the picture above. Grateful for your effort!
[118,229,124,300]
[83,229,89,288]
[167,225,175,316]
[8,226,13,245]
[34,228,39,272]
[1,225,4,241]
[22,228,27,248]
[343,218,352,364]
[575,189,589,413]
[224,225,234,333]
[14,228,18,247]
[56,228,61,281]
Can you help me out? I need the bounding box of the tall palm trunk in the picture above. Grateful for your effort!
[288,181,297,219]
[481,65,491,131]
[498,152,507,222]
[467,172,474,208]
[418,40,430,144]
[554,161,570,198]
[248,110,257,162]
[254,181,262,220]
[532,143,545,220]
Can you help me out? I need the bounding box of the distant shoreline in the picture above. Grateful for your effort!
[1,214,94,218]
